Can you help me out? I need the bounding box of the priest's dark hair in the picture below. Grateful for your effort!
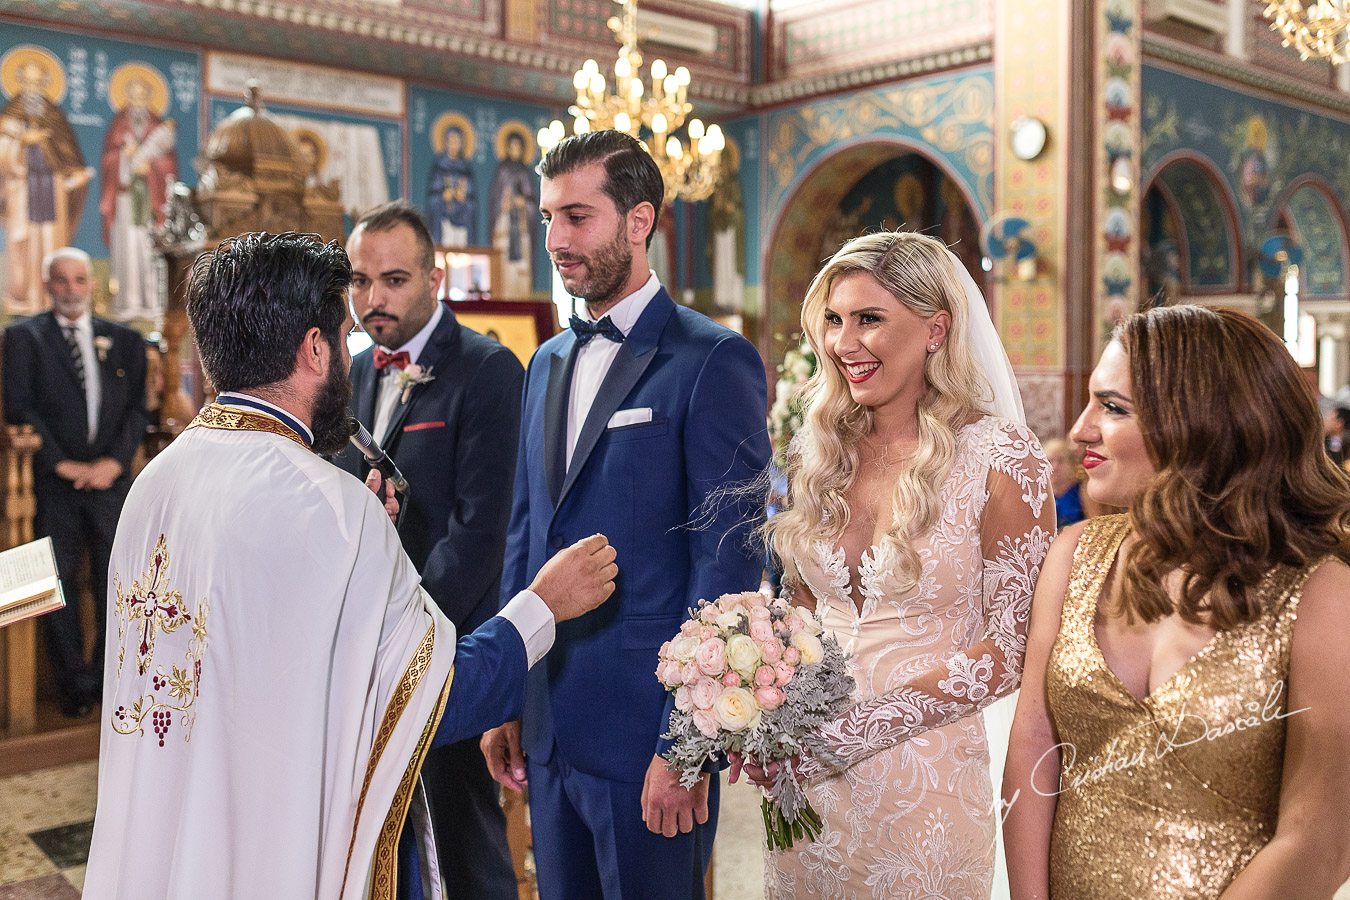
[538,129,664,248]
[187,232,351,393]
[350,200,436,273]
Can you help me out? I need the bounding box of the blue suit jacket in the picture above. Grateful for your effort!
[501,288,770,783]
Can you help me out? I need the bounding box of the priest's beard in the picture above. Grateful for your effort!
[311,345,355,456]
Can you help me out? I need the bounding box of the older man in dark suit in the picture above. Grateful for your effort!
[3,247,147,717]
[333,201,525,900]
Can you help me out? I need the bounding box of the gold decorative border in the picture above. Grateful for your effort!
[185,404,309,450]
[339,623,437,897]
[369,664,454,899]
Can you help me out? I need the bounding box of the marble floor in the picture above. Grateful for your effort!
[0,761,93,898]
[0,760,1343,900]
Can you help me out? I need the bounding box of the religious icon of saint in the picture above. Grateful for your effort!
[489,121,537,298]
[426,112,476,247]
[100,62,178,321]
[0,45,94,314]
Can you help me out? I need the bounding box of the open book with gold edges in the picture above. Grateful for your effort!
[0,537,66,629]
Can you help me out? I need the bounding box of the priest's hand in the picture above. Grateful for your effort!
[481,720,526,792]
[528,534,617,622]
[365,470,399,522]
[641,754,710,837]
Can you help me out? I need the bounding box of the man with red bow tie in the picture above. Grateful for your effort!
[334,200,526,900]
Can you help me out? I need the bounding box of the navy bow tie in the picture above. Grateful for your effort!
[569,314,626,346]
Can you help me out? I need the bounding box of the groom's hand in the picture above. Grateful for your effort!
[481,720,527,792]
[528,534,617,622]
[641,754,710,838]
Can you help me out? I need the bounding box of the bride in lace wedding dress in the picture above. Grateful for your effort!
[759,232,1054,900]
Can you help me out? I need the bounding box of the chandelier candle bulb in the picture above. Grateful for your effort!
[614,111,631,132]
[652,113,668,135]
[652,58,667,81]
[667,136,682,159]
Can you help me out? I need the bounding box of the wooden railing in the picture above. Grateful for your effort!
[0,424,40,735]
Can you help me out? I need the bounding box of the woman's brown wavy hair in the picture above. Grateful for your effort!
[1115,304,1350,628]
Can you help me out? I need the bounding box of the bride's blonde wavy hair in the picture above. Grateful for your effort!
[767,232,990,589]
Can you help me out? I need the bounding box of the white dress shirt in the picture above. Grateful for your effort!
[565,270,660,469]
[373,301,444,444]
[55,310,100,442]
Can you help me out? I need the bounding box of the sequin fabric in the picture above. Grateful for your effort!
[1046,515,1321,899]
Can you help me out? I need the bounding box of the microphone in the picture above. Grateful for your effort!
[348,418,411,495]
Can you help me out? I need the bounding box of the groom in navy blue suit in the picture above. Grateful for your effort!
[481,131,770,898]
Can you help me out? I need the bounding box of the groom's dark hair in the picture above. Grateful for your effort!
[187,232,350,394]
[539,130,664,249]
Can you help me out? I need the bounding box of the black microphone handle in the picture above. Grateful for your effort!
[348,419,411,495]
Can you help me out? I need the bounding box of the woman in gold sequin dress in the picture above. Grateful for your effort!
[750,233,1054,900]
[1003,305,1350,899]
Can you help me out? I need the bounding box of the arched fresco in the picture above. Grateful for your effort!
[762,140,983,365]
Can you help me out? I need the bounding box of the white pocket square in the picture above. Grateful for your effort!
[607,407,653,428]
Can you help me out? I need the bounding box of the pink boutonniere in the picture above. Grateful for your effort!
[94,335,113,363]
[394,364,434,404]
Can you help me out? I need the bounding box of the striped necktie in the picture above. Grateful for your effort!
[62,325,86,390]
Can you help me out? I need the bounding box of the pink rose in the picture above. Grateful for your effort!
[755,685,785,710]
[699,625,717,641]
[774,660,795,687]
[783,646,801,666]
[692,708,719,738]
[659,640,671,658]
[785,614,805,632]
[750,604,771,621]
[771,598,789,611]
[674,685,693,713]
[695,638,727,676]
[680,661,700,685]
[760,640,783,663]
[722,671,742,688]
[749,619,773,642]
[659,660,684,687]
[775,621,791,637]
[690,678,721,710]
[699,604,719,624]
[755,665,776,687]
[680,620,700,637]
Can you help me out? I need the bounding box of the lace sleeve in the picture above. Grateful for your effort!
[804,423,1054,777]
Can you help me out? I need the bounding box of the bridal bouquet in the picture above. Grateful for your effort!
[656,591,854,850]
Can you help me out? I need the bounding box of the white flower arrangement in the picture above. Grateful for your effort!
[768,335,816,469]
[394,363,434,404]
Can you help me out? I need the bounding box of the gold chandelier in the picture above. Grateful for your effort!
[538,0,724,205]
[1264,1,1350,63]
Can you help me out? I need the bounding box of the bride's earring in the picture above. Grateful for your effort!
[928,343,938,351]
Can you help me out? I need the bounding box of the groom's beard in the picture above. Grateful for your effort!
[311,350,354,456]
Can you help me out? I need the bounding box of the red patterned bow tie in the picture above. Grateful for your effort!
[373,348,411,371]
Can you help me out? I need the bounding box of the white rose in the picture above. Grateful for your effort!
[669,635,700,663]
[793,606,823,636]
[791,357,812,379]
[790,631,824,666]
[725,633,762,676]
[715,608,744,630]
[713,686,762,732]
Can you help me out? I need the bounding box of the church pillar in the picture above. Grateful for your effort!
[993,0,1141,436]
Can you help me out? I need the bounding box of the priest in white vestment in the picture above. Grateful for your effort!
[83,232,617,900]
